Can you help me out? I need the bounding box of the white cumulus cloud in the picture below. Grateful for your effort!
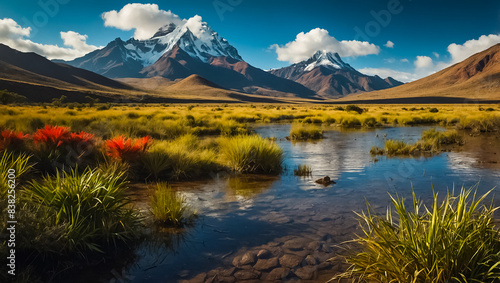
[0,18,101,60]
[384,40,394,48]
[270,28,380,63]
[447,34,500,63]
[102,3,184,40]
[414,56,434,69]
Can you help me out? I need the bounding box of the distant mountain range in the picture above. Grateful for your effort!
[269,50,403,98]
[2,15,499,103]
[57,19,401,99]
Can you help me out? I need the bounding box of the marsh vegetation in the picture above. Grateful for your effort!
[0,103,499,281]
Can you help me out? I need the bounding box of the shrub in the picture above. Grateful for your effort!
[33,125,71,149]
[141,135,218,180]
[32,126,97,172]
[369,146,385,156]
[362,117,378,128]
[0,130,30,152]
[105,135,152,162]
[289,124,323,140]
[335,187,500,282]
[340,117,362,127]
[385,139,416,155]
[294,164,312,176]
[150,183,195,227]
[429,107,439,113]
[421,128,463,145]
[345,105,364,114]
[0,89,27,104]
[219,135,283,174]
[24,168,141,253]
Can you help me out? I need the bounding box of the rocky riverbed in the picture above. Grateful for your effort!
[180,234,352,283]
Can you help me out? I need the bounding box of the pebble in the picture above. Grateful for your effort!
[253,257,279,271]
[256,249,271,259]
[279,254,304,269]
[234,270,260,280]
[263,267,290,281]
[305,255,318,266]
[294,266,318,280]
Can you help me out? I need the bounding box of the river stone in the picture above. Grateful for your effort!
[283,238,309,250]
[253,257,279,271]
[294,266,318,280]
[264,267,290,281]
[307,241,321,251]
[279,254,304,269]
[305,255,318,266]
[234,270,260,280]
[232,255,242,267]
[240,252,257,266]
[257,249,271,259]
[217,276,236,283]
[317,261,333,270]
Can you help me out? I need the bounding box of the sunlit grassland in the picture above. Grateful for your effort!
[0,104,499,139]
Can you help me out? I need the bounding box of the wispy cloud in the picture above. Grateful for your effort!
[0,18,101,60]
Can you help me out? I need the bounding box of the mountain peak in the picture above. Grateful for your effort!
[303,50,355,72]
[152,23,177,38]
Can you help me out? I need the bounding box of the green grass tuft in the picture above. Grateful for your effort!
[24,167,141,253]
[289,124,323,140]
[334,186,500,282]
[150,183,195,227]
[219,135,283,174]
[294,164,312,176]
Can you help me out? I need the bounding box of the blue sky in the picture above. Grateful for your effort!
[1,0,500,81]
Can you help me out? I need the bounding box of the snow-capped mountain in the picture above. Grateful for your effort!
[302,50,356,72]
[122,20,242,66]
[59,17,316,98]
[59,17,242,78]
[270,51,403,98]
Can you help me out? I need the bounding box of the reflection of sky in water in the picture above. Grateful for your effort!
[119,125,500,283]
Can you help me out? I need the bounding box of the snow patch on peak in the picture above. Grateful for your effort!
[119,15,242,67]
[302,50,355,72]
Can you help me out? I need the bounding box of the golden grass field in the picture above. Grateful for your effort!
[1,104,499,138]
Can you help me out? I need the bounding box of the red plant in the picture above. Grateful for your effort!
[0,130,29,151]
[68,131,95,146]
[105,135,152,160]
[33,125,71,148]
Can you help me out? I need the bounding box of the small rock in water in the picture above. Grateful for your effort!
[234,270,260,280]
[279,254,305,269]
[264,267,290,281]
[304,255,318,266]
[240,251,257,266]
[253,257,279,271]
[257,249,271,259]
[294,266,318,280]
[315,176,336,186]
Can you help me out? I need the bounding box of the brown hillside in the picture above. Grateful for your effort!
[344,44,500,102]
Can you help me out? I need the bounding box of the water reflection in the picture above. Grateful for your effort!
[119,125,500,282]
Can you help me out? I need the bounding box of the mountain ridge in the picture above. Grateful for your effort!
[269,51,403,98]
